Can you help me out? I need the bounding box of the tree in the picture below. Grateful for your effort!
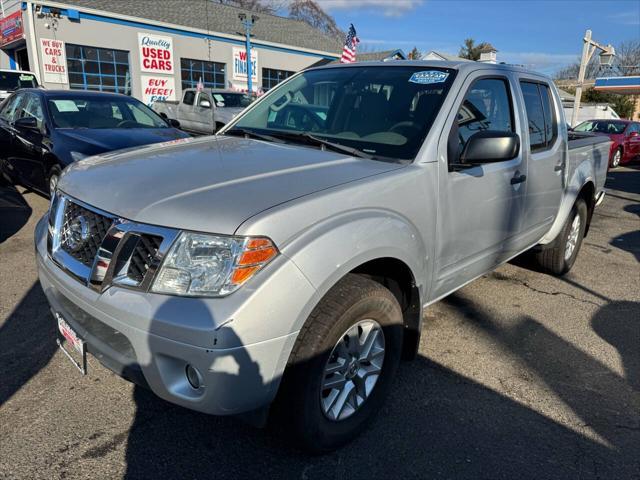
[287,0,344,40]
[583,89,636,119]
[407,46,421,60]
[458,38,494,61]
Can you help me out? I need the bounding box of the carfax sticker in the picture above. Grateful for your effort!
[409,70,449,84]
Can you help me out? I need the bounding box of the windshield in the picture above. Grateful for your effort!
[48,96,170,129]
[574,120,627,134]
[0,72,38,91]
[212,92,253,108]
[230,66,456,161]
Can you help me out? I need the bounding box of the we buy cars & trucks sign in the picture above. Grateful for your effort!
[40,38,68,84]
[141,75,176,105]
[138,33,174,74]
[1,11,24,47]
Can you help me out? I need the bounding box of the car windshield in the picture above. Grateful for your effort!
[574,120,627,134]
[0,72,38,91]
[230,66,457,161]
[47,96,170,129]
[212,92,253,108]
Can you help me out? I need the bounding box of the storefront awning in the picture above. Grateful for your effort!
[593,76,640,95]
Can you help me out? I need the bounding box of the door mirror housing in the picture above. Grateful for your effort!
[459,130,520,165]
[199,100,212,109]
[629,130,639,138]
[13,116,39,131]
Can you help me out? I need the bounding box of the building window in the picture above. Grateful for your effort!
[180,58,226,90]
[262,68,294,91]
[66,44,131,95]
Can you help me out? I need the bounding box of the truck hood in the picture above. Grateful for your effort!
[58,135,403,234]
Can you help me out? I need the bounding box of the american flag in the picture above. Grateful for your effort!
[340,24,360,64]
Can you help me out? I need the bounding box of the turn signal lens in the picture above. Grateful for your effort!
[231,266,260,285]
[238,246,277,266]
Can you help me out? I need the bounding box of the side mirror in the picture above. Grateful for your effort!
[459,130,520,165]
[199,100,212,109]
[14,116,39,131]
[629,131,638,138]
[168,118,181,128]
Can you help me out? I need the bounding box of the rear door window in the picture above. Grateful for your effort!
[520,81,558,152]
[183,91,195,106]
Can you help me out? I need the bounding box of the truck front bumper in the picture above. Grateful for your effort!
[35,215,314,416]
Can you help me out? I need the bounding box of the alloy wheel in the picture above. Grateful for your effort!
[564,214,581,261]
[320,319,385,421]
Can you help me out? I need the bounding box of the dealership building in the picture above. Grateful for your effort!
[0,0,341,103]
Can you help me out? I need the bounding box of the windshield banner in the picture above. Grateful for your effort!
[0,11,24,47]
[40,38,68,84]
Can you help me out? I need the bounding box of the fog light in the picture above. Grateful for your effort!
[186,364,202,389]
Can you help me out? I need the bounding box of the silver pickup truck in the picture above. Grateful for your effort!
[152,88,253,134]
[36,61,609,452]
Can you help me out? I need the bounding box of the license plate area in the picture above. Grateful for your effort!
[55,312,87,375]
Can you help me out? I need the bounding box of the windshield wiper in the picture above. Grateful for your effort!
[223,127,284,144]
[271,132,374,159]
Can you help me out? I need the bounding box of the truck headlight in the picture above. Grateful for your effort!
[151,232,278,297]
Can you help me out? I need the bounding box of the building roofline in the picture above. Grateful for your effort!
[26,0,341,59]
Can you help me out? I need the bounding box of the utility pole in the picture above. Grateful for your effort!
[572,29,616,127]
[238,13,258,94]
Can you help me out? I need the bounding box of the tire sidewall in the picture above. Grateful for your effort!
[559,200,587,272]
[48,165,62,197]
[611,148,622,168]
[288,280,403,452]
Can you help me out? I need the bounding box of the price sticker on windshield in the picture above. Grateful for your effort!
[409,71,449,84]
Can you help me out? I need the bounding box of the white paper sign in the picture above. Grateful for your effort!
[232,47,257,82]
[141,75,176,105]
[40,38,68,84]
[138,33,174,74]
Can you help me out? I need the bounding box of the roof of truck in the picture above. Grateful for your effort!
[308,60,549,79]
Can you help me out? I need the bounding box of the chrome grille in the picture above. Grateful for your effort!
[126,235,163,284]
[60,201,113,267]
[48,192,179,293]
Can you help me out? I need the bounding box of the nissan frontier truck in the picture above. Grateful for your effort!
[36,61,609,452]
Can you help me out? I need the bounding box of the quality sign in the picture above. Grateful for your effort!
[138,33,174,74]
[0,11,24,47]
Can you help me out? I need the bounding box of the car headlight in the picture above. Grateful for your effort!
[151,232,278,297]
[70,151,89,162]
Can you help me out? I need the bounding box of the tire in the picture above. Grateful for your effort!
[277,274,404,453]
[611,148,622,168]
[535,198,587,276]
[48,165,62,198]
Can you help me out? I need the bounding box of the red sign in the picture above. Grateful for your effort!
[1,11,24,47]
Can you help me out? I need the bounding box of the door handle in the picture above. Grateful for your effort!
[511,174,527,185]
[554,164,564,172]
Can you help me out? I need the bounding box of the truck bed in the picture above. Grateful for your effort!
[567,132,610,194]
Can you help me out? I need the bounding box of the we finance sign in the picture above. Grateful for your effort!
[138,33,174,74]
[232,47,257,82]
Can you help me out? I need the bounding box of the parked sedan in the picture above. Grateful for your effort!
[0,89,190,196]
[572,119,640,168]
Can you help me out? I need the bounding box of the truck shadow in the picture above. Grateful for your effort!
[114,295,638,479]
[0,184,32,244]
[0,282,57,406]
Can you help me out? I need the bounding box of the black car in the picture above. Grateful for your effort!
[0,89,190,197]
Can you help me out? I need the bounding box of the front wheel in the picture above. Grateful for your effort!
[48,165,62,198]
[277,274,403,453]
[611,148,622,168]
[535,198,587,275]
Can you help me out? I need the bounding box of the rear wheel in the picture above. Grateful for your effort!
[611,147,622,168]
[277,274,403,453]
[535,198,587,275]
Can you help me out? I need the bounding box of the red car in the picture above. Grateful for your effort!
[572,119,640,168]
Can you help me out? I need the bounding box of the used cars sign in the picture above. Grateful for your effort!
[138,33,174,74]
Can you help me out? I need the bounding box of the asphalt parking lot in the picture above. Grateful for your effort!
[0,167,638,480]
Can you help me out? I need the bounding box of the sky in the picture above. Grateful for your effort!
[314,0,640,74]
